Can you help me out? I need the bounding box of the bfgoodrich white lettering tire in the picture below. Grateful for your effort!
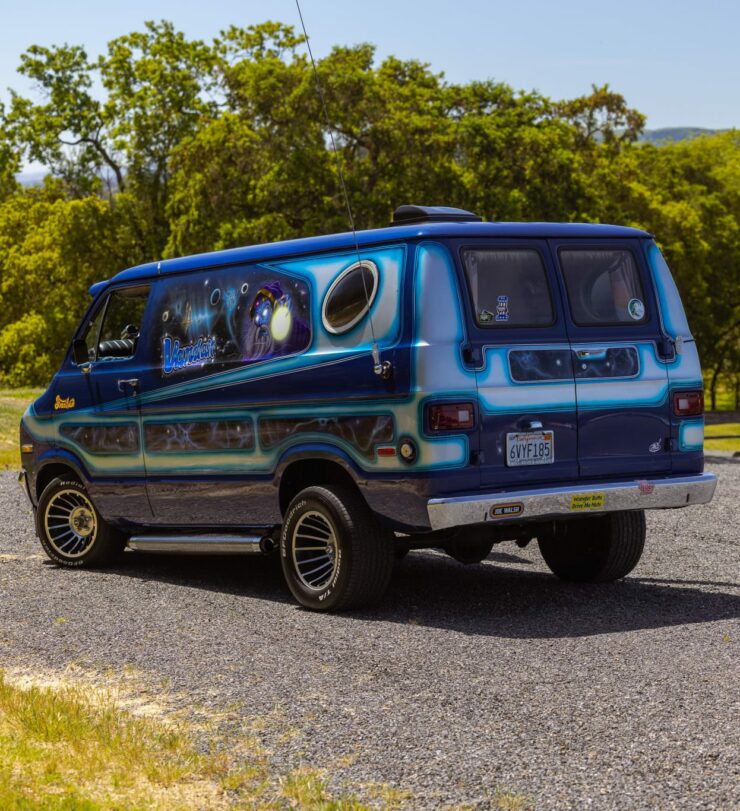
[36,478,125,568]
[280,485,394,611]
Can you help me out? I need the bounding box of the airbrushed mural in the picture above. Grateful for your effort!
[153,266,311,377]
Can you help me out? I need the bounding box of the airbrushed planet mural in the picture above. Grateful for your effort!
[152,266,311,377]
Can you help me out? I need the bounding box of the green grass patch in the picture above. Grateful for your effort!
[0,388,42,470]
[0,670,374,810]
[705,422,740,453]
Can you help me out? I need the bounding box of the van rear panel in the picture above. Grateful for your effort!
[550,238,674,479]
[455,240,579,490]
[455,236,691,490]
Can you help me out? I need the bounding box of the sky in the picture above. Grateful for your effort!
[0,0,737,133]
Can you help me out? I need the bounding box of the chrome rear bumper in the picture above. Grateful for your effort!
[426,473,718,531]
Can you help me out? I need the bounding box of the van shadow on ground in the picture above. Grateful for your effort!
[83,547,740,640]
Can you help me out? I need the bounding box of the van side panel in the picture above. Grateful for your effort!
[140,246,408,525]
[646,242,704,473]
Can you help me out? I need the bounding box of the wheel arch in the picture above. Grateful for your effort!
[276,447,365,517]
[35,455,87,500]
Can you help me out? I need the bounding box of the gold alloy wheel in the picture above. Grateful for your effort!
[44,488,98,558]
[291,510,338,590]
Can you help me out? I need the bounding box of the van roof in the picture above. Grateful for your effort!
[94,221,652,294]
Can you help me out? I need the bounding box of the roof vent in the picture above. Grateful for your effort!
[391,205,482,226]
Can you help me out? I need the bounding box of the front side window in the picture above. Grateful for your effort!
[96,285,151,360]
[559,249,647,326]
[79,301,107,363]
[462,248,554,327]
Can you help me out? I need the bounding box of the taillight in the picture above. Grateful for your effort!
[673,390,704,417]
[427,402,475,431]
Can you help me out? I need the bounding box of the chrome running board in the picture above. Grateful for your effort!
[127,534,274,555]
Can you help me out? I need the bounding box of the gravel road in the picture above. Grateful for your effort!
[1,462,738,809]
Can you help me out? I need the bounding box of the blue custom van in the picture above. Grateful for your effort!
[20,206,717,610]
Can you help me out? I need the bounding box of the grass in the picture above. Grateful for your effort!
[0,670,373,810]
[704,422,740,453]
[0,387,42,469]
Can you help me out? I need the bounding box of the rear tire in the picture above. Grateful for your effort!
[538,510,645,582]
[36,477,125,568]
[280,485,394,611]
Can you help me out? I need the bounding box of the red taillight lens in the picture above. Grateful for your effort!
[673,390,704,417]
[427,402,475,431]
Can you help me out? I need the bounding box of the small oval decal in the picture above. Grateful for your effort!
[489,502,524,519]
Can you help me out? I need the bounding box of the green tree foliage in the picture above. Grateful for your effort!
[0,19,737,394]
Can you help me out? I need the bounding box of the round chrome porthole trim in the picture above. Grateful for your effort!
[321,260,379,335]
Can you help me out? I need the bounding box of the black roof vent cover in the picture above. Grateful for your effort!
[392,205,482,226]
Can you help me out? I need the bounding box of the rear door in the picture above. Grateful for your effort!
[552,239,672,478]
[457,240,579,490]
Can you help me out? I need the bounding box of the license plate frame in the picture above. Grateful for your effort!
[505,430,554,467]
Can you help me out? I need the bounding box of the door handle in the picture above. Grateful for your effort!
[520,419,544,431]
[117,378,140,394]
[575,349,608,360]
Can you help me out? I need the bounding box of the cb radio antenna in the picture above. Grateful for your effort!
[294,0,391,379]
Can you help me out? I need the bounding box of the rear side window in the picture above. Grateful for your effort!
[322,260,378,334]
[461,249,554,327]
[559,249,647,326]
[150,265,311,378]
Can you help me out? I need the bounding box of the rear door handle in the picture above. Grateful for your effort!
[117,378,140,394]
[521,419,544,431]
[576,349,608,360]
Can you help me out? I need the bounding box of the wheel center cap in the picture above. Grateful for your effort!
[70,506,94,537]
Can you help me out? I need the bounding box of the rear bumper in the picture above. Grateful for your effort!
[426,473,718,531]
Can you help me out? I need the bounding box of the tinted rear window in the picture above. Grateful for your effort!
[462,249,554,327]
[559,249,647,326]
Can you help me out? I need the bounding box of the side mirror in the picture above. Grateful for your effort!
[72,339,90,366]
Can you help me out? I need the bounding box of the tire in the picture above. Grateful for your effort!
[538,510,645,583]
[280,485,394,611]
[445,528,495,565]
[394,538,411,561]
[36,477,125,568]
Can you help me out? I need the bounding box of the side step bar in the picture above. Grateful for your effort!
[127,534,275,555]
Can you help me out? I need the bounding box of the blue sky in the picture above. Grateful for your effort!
[0,0,737,130]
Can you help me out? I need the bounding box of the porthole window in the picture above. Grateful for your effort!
[322,260,379,335]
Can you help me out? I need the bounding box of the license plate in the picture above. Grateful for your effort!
[506,430,554,467]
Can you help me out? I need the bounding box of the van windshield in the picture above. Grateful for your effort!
[462,248,554,327]
[559,249,647,325]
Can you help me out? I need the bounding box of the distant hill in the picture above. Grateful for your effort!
[639,127,720,144]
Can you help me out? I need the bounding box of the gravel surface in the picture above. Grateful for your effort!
[1,462,738,809]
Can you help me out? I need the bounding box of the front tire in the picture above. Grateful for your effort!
[36,477,125,568]
[538,510,645,582]
[280,485,394,611]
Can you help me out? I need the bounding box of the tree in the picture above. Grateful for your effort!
[4,21,218,255]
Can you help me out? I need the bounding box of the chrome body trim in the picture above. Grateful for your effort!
[128,534,266,554]
[426,473,718,532]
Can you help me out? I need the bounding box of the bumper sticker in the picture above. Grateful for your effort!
[569,492,605,511]
[489,502,524,519]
